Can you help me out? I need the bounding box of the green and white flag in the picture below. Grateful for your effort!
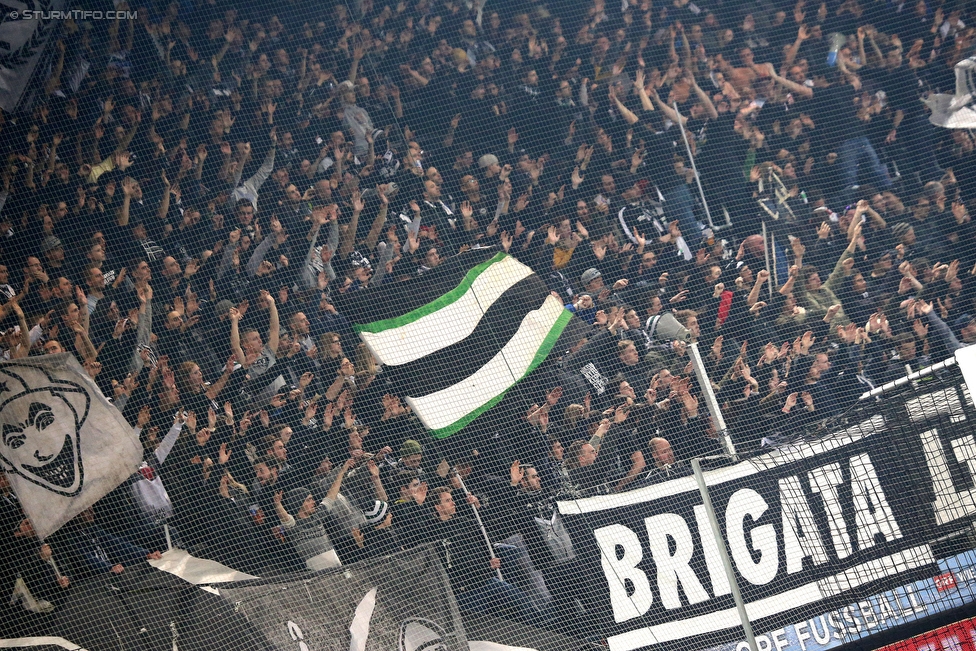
[346,252,572,438]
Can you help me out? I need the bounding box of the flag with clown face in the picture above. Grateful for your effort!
[0,355,142,539]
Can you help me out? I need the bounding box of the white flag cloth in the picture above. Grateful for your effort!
[0,0,68,112]
[0,355,142,539]
[468,642,538,651]
[147,548,258,584]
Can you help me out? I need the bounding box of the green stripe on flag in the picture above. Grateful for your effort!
[427,308,574,439]
[353,252,508,334]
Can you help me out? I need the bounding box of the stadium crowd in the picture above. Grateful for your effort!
[4,0,976,635]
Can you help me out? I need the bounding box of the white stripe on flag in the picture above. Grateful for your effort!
[0,638,86,649]
[406,296,565,431]
[349,588,377,651]
[468,642,539,651]
[360,254,533,366]
[147,548,258,584]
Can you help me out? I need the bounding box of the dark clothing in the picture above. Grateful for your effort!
[809,85,863,148]
[430,512,495,594]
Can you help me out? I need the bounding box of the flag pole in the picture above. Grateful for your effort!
[47,557,62,580]
[452,469,504,581]
[688,342,737,460]
[674,100,715,230]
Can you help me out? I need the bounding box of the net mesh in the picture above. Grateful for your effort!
[2,1,976,650]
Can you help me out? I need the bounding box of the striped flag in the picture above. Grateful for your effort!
[344,252,573,438]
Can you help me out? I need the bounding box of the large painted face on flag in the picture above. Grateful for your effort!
[0,365,90,497]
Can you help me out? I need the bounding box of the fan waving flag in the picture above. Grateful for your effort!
[0,355,143,539]
[345,251,574,438]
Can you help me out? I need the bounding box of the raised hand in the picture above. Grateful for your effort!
[218,442,231,465]
[546,225,559,245]
[351,190,364,213]
[137,405,152,428]
[783,392,798,412]
[510,459,524,487]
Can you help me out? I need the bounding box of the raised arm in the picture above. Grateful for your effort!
[650,87,688,125]
[216,230,240,282]
[611,89,640,125]
[117,177,135,226]
[71,321,98,362]
[229,308,245,365]
[367,460,388,502]
[920,300,964,354]
[348,45,364,84]
[779,266,798,295]
[10,303,31,358]
[363,192,390,252]
[783,25,810,72]
[857,28,870,69]
[339,190,364,257]
[368,242,394,287]
[633,69,656,112]
[689,72,719,119]
[766,63,813,99]
[245,231,276,277]
[325,207,340,252]
[129,285,152,374]
[836,57,862,91]
[157,171,171,222]
[327,458,354,500]
[272,490,295,527]
[747,269,770,307]
[115,117,141,155]
[264,291,280,354]
[44,40,66,96]
[307,146,330,180]
[823,219,862,292]
[867,31,885,63]
[205,355,237,401]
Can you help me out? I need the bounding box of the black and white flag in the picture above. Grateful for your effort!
[0,0,68,112]
[0,354,142,539]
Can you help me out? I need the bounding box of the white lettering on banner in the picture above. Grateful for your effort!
[595,525,653,622]
[808,464,853,560]
[771,628,790,651]
[779,476,829,574]
[849,454,903,550]
[726,489,779,586]
[605,546,934,651]
[921,429,976,524]
[643,513,711,610]
[725,582,932,651]
[794,619,813,649]
[952,435,976,477]
[694,505,732,597]
[595,452,915,641]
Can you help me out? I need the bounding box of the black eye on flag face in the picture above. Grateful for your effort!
[0,366,90,497]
